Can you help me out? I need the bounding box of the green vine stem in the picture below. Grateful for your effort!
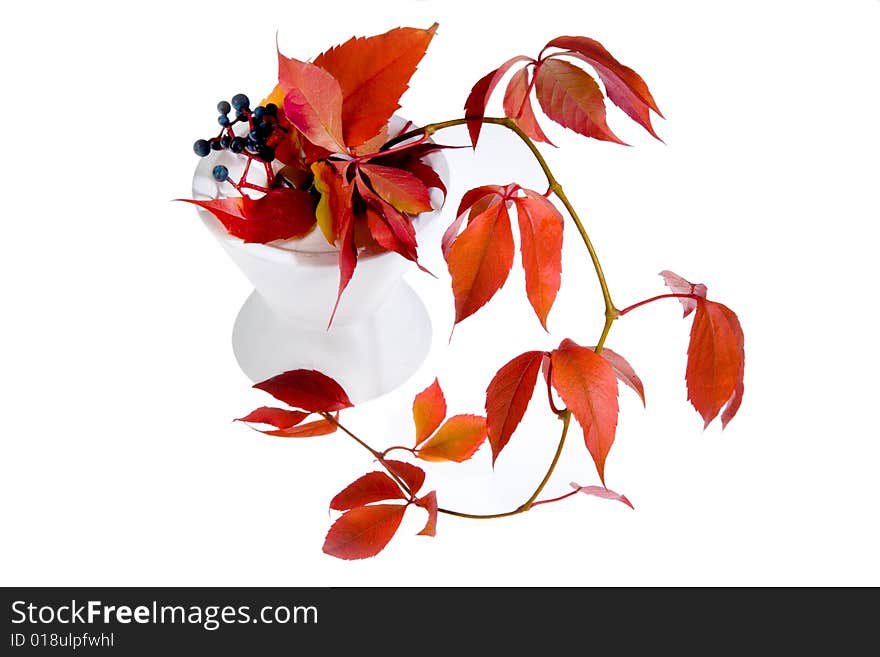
[385,116,619,353]
[316,117,626,522]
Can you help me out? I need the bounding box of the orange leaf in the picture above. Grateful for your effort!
[253,369,353,412]
[485,351,545,464]
[278,53,346,153]
[447,201,514,325]
[415,491,438,537]
[514,191,563,329]
[382,460,426,496]
[235,406,309,429]
[313,24,438,148]
[503,66,554,145]
[660,270,707,317]
[687,300,745,428]
[261,416,338,438]
[534,58,626,145]
[413,379,446,447]
[417,415,488,463]
[441,185,504,260]
[359,163,432,215]
[330,472,406,511]
[322,504,407,560]
[464,56,531,148]
[550,339,619,485]
[569,482,634,509]
[545,35,662,140]
[178,188,317,244]
[595,348,646,407]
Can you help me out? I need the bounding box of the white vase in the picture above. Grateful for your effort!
[190,122,449,403]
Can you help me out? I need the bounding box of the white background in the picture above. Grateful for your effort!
[1,0,878,586]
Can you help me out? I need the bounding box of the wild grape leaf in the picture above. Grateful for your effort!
[359,163,432,215]
[356,178,419,263]
[180,188,317,244]
[260,416,339,438]
[550,339,619,484]
[399,159,447,201]
[330,472,406,511]
[417,415,488,462]
[441,185,504,259]
[485,351,545,464]
[660,270,708,318]
[235,407,309,429]
[415,490,438,537]
[545,35,662,140]
[464,55,531,147]
[569,482,634,509]
[534,58,625,145]
[591,347,645,406]
[322,504,407,560]
[447,201,514,324]
[513,191,563,329]
[313,24,438,148]
[687,299,745,428]
[502,66,554,145]
[253,369,353,412]
[312,161,357,325]
[278,53,346,153]
[413,378,446,447]
[382,460,426,496]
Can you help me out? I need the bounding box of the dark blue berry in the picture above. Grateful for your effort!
[249,129,262,143]
[193,139,211,157]
[231,93,250,111]
[212,165,229,182]
[236,110,248,121]
[220,135,231,148]
[252,106,266,121]
[264,103,277,116]
[230,137,245,153]
[218,114,231,127]
[257,145,275,162]
[210,139,222,151]
[217,100,231,115]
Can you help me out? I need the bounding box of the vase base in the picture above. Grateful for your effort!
[231,280,432,404]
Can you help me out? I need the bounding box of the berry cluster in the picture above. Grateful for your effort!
[192,93,287,190]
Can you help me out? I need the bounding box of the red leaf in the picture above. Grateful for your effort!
[312,161,357,325]
[330,472,406,511]
[550,339,619,485]
[413,378,446,446]
[441,185,504,260]
[179,188,317,243]
[464,56,531,147]
[359,163,432,215]
[322,504,406,560]
[660,270,708,318]
[400,159,447,200]
[595,347,645,407]
[253,369,353,412]
[278,53,346,153]
[447,201,514,324]
[514,191,564,329]
[235,406,309,429]
[545,36,662,140]
[261,416,339,438]
[570,482,634,509]
[415,490,438,537]
[502,66,554,145]
[485,351,545,464]
[687,300,745,428]
[313,24,438,148]
[417,415,488,463]
[382,460,426,496]
[357,179,419,263]
[534,58,626,145]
